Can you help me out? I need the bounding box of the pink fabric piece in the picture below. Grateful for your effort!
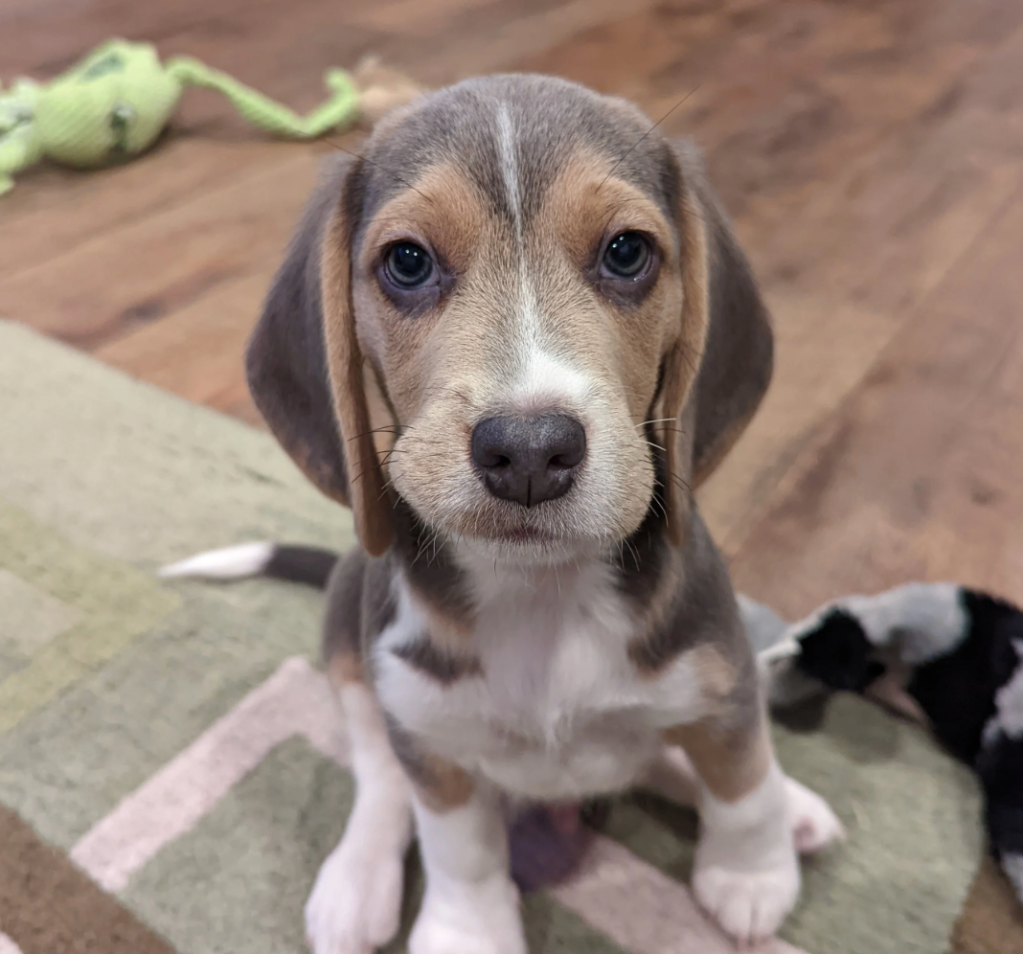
[71,657,344,892]
[553,837,809,954]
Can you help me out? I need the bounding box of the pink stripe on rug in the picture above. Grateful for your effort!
[71,657,344,892]
[553,836,809,954]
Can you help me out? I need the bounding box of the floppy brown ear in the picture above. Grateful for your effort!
[660,141,774,544]
[246,155,394,556]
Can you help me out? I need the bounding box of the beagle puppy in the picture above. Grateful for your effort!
[184,74,845,953]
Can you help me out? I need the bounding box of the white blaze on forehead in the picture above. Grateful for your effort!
[497,101,584,406]
[495,102,523,238]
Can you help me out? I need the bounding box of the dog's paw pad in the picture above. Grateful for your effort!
[693,860,800,945]
[786,778,845,855]
[305,849,404,954]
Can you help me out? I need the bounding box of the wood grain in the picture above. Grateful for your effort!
[729,176,1023,618]
[0,153,321,347]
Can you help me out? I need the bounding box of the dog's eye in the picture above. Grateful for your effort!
[385,242,434,288]
[602,231,650,279]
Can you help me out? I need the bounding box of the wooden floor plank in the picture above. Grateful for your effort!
[729,177,1023,618]
[0,153,321,348]
[697,15,1023,544]
[0,139,318,281]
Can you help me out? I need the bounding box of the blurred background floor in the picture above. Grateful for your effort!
[2,0,1022,615]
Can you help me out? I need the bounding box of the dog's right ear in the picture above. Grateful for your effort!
[246,156,394,556]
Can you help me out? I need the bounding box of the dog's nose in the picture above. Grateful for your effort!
[471,414,586,507]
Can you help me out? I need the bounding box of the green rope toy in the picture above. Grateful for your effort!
[0,39,423,195]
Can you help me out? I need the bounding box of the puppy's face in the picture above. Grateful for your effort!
[248,75,772,563]
[343,79,692,561]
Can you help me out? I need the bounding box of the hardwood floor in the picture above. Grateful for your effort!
[3,0,1022,614]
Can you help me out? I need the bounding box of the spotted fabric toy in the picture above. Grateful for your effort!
[749,583,1023,908]
[0,39,422,195]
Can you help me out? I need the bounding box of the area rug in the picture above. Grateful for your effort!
[0,319,1018,954]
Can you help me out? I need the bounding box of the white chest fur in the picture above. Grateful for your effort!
[374,560,706,801]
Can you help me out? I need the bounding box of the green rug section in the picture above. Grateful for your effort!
[124,737,625,954]
[0,319,985,953]
[0,319,348,852]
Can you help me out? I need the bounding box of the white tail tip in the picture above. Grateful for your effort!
[158,542,275,580]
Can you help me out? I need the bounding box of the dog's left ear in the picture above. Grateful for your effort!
[659,140,774,544]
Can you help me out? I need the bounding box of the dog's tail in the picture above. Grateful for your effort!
[158,543,340,589]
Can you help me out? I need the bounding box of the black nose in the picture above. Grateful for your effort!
[471,414,586,507]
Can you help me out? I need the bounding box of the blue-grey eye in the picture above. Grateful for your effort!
[602,231,650,278]
[385,242,433,287]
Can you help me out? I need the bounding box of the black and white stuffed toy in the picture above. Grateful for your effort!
[746,583,1023,908]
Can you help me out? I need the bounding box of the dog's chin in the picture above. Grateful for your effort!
[436,508,645,569]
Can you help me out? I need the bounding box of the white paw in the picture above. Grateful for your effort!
[305,842,405,954]
[410,875,525,954]
[692,851,800,945]
[786,777,845,855]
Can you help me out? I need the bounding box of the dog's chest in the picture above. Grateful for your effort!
[376,563,696,799]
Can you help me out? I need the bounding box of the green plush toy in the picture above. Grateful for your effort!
[0,39,421,195]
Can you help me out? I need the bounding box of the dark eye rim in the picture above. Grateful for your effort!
[383,240,436,289]
[599,230,655,281]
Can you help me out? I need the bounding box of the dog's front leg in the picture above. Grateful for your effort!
[306,681,413,954]
[668,715,799,945]
[408,770,526,954]
[641,744,843,860]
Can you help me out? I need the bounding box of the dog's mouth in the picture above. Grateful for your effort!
[448,503,616,566]
[463,519,563,552]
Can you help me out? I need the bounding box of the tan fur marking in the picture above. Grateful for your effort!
[665,717,771,804]
[405,586,475,644]
[660,187,711,545]
[321,203,394,557]
[387,713,475,812]
[414,755,475,814]
[354,163,494,422]
[327,651,364,689]
[688,644,741,705]
[539,151,682,424]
